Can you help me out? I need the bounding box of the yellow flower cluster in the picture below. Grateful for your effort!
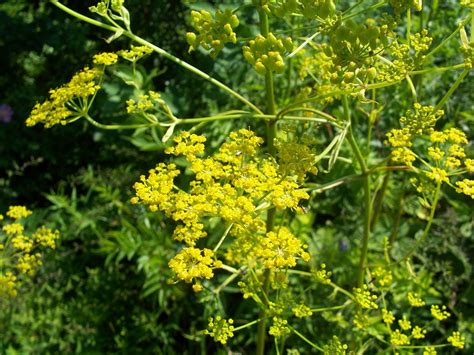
[398,316,411,330]
[386,106,472,197]
[168,247,221,284]
[118,45,153,62]
[455,179,474,199]
[412,326,427,339]
[292,303,313,318]
[205,316,234,344]
[132,129,310,285]
[0,272,17,298]
[269,317,290,337]
[382,309,395,324]
[423,347,437,355]
[313,263,332,284]
[407,291,425,307]
[390,329,410,346]
[243,33,293,75]
[372,267,393,287]
[17,253,42,275]
[353,285,378,309]
[323,336,349,355]
[430,305,450,321]
[33,226,60,249]
[6,205,32,219]
[276,140,318,182]
[26,67,101,128]
[0,206,60,298]
[447,331,465,349]
[93,52,118,66]
[186,9,239,59]
[257,227,310,269]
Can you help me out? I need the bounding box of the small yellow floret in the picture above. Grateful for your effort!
[6,206,32,219]
[430,305,450,321]
[93,52,118,66]
[447,331,465,349]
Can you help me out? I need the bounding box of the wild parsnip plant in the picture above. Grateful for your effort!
[0,206,59,298]
[25,0,472,353]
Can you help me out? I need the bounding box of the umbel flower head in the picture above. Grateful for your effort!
[132,129,311,285]
[26,67,102,128]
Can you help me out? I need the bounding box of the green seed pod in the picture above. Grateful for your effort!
[255,61,267,75]
[243,49,254,64]
[186,32,197,47]
[367,67,377,80]
[343,71,355,83]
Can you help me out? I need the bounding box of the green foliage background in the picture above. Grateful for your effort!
[0,0,473,353]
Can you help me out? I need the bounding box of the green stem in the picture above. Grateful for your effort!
[84,114,155,130]
[256,4,278,355]
[433,69,469,113]
[289,327,324,351]
[409,63,465,75]
[233,319,261,332]
[370,171,391,232]
[49,0,263,115]
[310,303,351,313]
[342,96,371,287]
[425,16,471,59]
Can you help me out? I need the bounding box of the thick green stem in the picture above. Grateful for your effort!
[256,4,278,355]
[342,96,371,287]
[370,171,391,231]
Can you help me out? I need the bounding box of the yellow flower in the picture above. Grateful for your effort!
[292,304,313,318]
[33,226,60,249]
[17,253,42,275]
[313,263,332,284]
[165,131,207,161]
[390,329,410,346]
[2,223,24,235]
[256,227,310,269]
[398,317,411,331]
[425,167,449,184]
[93,52,118,66]
[455,179,474,198]
[26,67,101,128]
[382,309,395,324]
[430,305,450,321]
[447,331,465,349]
[11,234,33,252]
[118,45,153,62]
[205,316,234,344]
[407,292,425,307]
[269,317,290,337]
[354,285,378,309]
[412,326,426,339]
[427,147,444,161]
[6,206,32,219]
[168,247,221,284]
[423,346,437,355]
[0,272,18,298]
[465,159,474,173]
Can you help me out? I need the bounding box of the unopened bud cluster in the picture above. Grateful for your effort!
[186,9,239,59]
[243,33,293,75]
